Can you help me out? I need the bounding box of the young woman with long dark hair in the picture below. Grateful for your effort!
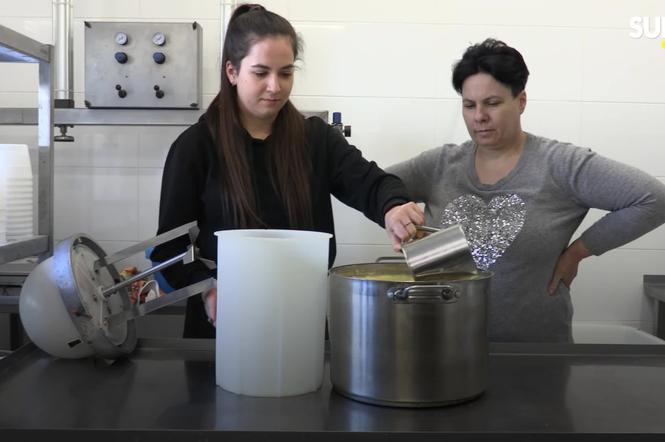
[152,4,423,338]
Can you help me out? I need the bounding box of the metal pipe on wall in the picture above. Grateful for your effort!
[37,56,55,257]
[220,0,238,59]
[52,0,74,141]
[52,0,73,107]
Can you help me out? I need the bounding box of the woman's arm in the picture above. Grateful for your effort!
[546,145,665,292]
[551,146,665,256]
[150,128,213,290]
[385,146,444,203]
[323,121,411,225]
[319,120,423,246]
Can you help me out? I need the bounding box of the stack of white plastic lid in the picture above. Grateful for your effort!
[0,145,34,244]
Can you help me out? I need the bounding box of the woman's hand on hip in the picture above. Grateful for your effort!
[384,202,425,252]
[547,239,591,295]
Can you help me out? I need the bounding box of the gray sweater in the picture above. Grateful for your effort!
[387,133,665,342]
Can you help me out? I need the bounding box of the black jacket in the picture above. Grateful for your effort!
[152,115,409,337]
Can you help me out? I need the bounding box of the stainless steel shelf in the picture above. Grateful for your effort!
[0,236,48,266]
[0,24,50,63]
[0,107,328,126]
[0,25,54,266]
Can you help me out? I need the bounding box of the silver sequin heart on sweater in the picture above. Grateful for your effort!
[440,193,527,270]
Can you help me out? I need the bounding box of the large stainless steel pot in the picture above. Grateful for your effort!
[328,262,491,407]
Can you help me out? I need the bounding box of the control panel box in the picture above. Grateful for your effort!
[84,21,202,109]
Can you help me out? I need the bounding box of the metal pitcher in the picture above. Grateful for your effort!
[401,224,478,276]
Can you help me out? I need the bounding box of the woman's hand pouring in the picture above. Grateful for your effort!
[384,202,425,252]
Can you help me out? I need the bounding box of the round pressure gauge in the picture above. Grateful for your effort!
[115,32,128,46]
[152,32,166,46]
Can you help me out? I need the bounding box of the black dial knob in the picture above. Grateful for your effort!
[152,52,166,64]
[115,84,127,98]
[154,85,165,99]
[114,51,128,64]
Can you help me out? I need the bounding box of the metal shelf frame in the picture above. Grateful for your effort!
[0,107,328,126]
[0,25,54,266]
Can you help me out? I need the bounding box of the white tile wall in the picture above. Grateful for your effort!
[138,0,220,19]
[54,127,140,168]
[282,0,662,29]
[54,166,139,241]
[74,0,142,19]
[0,93,38,107]
[137,126,180,167]
[521,101,583,146]
[137,167,162,241]
[292,22,585,101]
[581,27,665,103]
[0,15,50,107]
[0,0,50,18]
[0,17,52,42]
[331,197,388,246]
[580,102,665,177]
[97,240,152,270]
[572,249,665,329]
[0,64,39,93]
[291,95,452,165]
[3,0,665,333]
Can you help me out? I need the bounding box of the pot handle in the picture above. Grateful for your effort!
[387,285,459,304]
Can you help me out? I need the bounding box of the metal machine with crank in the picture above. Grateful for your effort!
[18,222,214,359]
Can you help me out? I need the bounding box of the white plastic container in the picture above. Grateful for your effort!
[215,229,332,396]
[0,144,34,242]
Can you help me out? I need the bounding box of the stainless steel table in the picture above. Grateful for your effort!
[1,339,665,441]
[644,274,665,339]
[0,261,33,350]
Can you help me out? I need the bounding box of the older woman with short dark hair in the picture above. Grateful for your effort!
[388,38,665,342]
